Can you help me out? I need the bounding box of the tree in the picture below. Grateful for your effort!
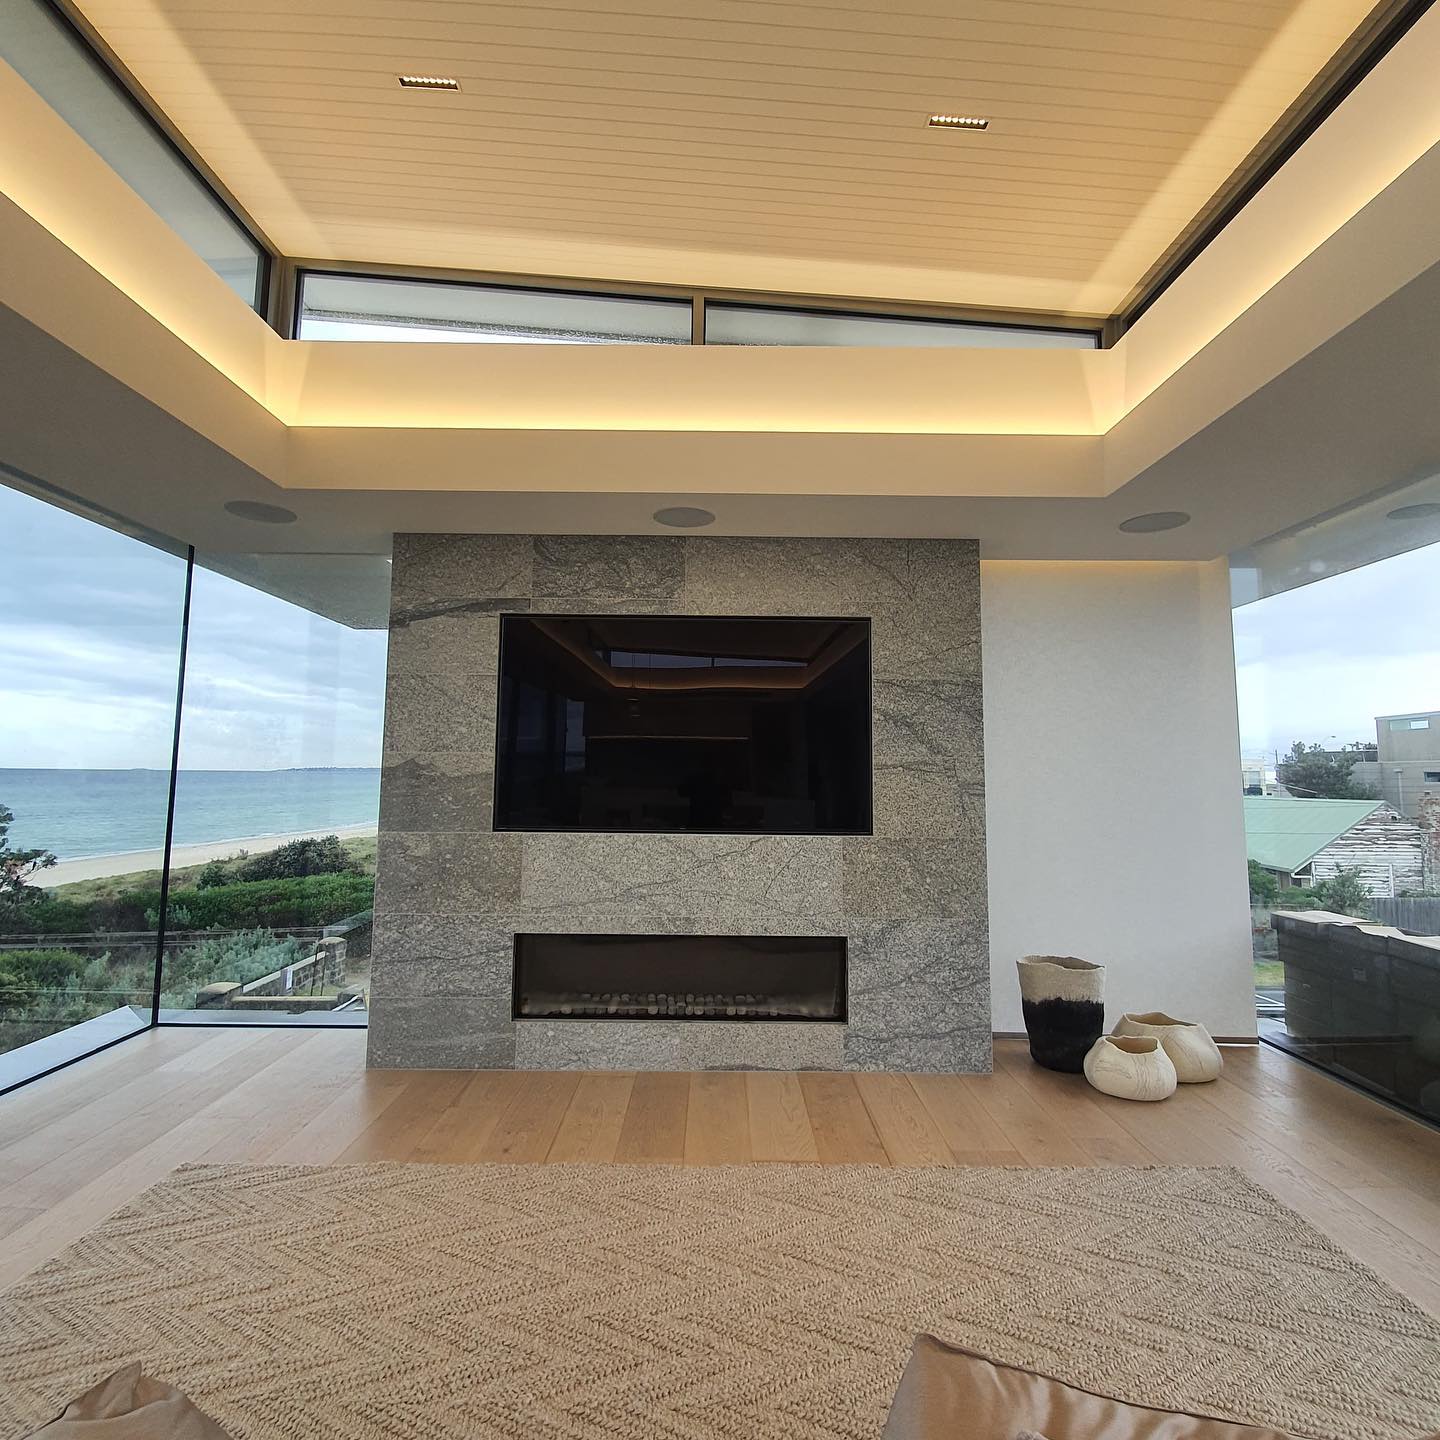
[1313,866,1369,917]
[0,803,56,903]
[1247,860,1278,906]
[1276,741,1374,800]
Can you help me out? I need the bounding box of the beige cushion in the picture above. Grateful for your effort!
[29,1364,231,1440]
[885,1334,1320,1440]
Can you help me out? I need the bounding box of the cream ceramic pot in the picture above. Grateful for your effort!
[1083,1035,1177,1102]
[1113,1012,1222,1083]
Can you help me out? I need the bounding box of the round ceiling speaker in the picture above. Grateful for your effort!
[653,506,716,528]
[1118,510,1191,533]
[224,499,298,524]
[1385,502,1440,521]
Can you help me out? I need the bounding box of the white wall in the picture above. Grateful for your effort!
[982,560,1256,1038]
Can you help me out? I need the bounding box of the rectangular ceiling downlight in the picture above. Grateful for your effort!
[398,75,459,90]
[926,114,989,130]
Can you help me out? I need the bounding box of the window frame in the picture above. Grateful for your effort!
[701,298,1102,350]
[294,268,696,347]
[22,0,278,316]
[287,261,1108,348]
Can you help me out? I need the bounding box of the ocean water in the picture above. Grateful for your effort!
[0,768,382,859]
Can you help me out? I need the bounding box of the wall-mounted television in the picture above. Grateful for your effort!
[494,614,871,834]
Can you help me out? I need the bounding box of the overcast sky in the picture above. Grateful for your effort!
[4,481,1437,773]
[1232,540,1440,758]
[0,484,388,770]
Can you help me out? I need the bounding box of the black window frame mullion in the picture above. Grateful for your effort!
[150,545,195,1026]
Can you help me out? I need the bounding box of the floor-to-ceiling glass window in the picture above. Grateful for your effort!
[0,477,390,1088]
[157,553,389,1025]
[1233,492,1440,1123]
[0,482,187,1087]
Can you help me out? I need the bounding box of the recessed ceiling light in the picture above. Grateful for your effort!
[653,506,716,529]
[1118,510,1191,534]
[1386,502,1440,520]
[927,114,989,130]
[398,75,459,90]
[225,499,297,524]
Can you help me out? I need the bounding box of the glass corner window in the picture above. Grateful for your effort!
[0,479,386,1093]
[297,272,691,345]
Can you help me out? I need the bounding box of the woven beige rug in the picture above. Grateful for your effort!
[2,1163,1438,1440]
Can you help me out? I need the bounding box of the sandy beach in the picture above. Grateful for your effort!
[42,823,378,887]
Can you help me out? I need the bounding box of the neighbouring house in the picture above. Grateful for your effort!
[1244,796,1425,897]
[1349,710,1440,818]
[1240,753,1281,796]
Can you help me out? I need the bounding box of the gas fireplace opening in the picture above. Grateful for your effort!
[513,933,846,1022]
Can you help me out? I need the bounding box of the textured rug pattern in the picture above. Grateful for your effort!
[2,1163,1438,1440]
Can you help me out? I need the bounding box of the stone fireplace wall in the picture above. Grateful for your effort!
[368,534,990,1072]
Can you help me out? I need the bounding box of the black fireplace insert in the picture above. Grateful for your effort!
[513,932,846,1022]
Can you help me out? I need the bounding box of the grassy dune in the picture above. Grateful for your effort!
[47,835,378,903]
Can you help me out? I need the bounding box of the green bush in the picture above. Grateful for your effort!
[0,872,374,936]
[0,891,153,935]
[0,948,89,1005]
[1248,861,1279,906]
[178,873,374,929]
[161,929,303,1008]
[195,859,233,890]
[1312,866,1370,918]
[1275,886,1324,911]
[238,835,357,883]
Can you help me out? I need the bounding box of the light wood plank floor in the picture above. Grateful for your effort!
[3,1030,1440,1314]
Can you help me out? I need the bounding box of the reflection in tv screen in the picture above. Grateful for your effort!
[494,615,872,834]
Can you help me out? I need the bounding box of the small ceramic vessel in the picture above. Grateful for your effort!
[1083,1035,1177,1102]
[1113,1011,1222,1083]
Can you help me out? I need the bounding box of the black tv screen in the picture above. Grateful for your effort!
[494,615,871,834]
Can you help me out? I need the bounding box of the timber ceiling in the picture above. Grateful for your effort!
[75,0,1385,314]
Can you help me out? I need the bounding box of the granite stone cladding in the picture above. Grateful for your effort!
[370,534,989,1072]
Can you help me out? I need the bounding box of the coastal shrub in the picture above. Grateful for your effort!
[178,874,374,929]
[0,931,312,1035]
[195,859,233,890]
[0,892,151,935]
[0,873,374,936]
[0,987,100,1050]
[238,835,357,883]
[146,903,193,930]
[0,954,155,1050]
[0,948,89,1005]
[161,929,303,1008]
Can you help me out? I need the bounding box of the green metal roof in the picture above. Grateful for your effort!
[1243,796,1384,873]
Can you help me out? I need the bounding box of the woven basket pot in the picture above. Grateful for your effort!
[1016,955,1106,1073]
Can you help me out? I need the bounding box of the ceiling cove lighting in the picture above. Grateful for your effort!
[398,75,459,90]
[1118,511,1191,534]
[927,114,989,130]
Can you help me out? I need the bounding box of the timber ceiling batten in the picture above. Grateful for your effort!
[73,0,1383,313]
